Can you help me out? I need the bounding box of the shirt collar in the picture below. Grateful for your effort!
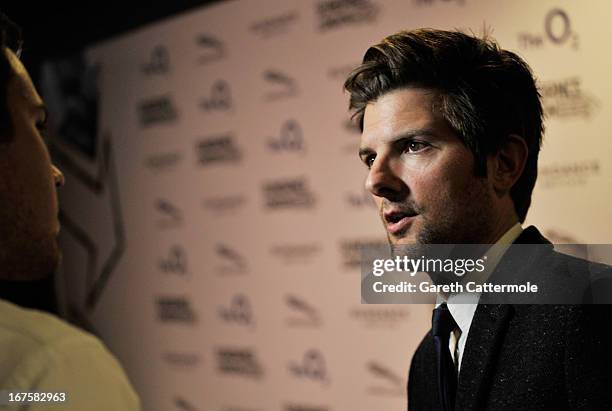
[437,222,523,334]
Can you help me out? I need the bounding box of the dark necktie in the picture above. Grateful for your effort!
[432,303,458,411]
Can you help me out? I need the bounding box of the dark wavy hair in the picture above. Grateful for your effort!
[344,29,544,223]
[0,11,23,141]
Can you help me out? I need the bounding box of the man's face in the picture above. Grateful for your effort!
[0,48,64,280]
[360,88,496,246]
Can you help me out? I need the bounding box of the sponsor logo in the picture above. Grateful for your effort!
[250,11,299,38]
[366,361,404,396]
[270,243,321,265]
[138,95,178,127]
[218,294,255,327]
[216,244,248,275]
[518,8,579,50]
[155,198,183,228]
[343,117,361,134]
[539,160,600,189]
[200,80,233,112]
[196,134,242,166]
[156,297,198,324]
[163,352,201,369]
[267,120,305,153]
[285,294,322,327]
[283,407,328,411]
[540,77,599,119]
[223,408,266,411]
[144,151,183,172]
[288,349,329,385]
[174,397,199,411]
[158,245,188,275]
[141,45,170,75]
[413,0,464,6]
[316,0,379,31]
[349,307,411,328]
[202,194,247,214]
[346,188,375,208]
[263,70,299,101]
[263,177,316,210]
[341,118,361,153]
[340,239,388,270]
[196,34,226,65]
[217,348,264,378]
[327,63,359,81]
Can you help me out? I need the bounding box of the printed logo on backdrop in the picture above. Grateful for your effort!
[518,8,579,50]
[540,77,599,119]
[158,245,188,276]
[141,45,170,75]
[285,294,322,327]
[156,297,198,324]
[215,244,248,275]
[341,117,361,153]
[327,62,359,82]
[155,198,183,228]
[200,80,233,112]
[539,160,600,189]
[249,10,299,38]
[223,407,266,411]
[196,134,242,166]
[263,177,316,210]
[162,352,202,370]
[202,194,247,214]
[267,120,305,154]
[346,187,376,209]
[144,151,183,172]
[542,229,588,260]
[196,34,226,65]
[270,243,321,265]
[349,307,410,329]
[174,397,199,411]
[263,70,299,101]
[138,95,178,127]
[316,0,379,31]
[288,349,330,385]
[216,348,264,379]
[366,361,404,396]
[283,406,328,411]
[340,238,388,270]
[413,0,465,7]
[218,294,255,328]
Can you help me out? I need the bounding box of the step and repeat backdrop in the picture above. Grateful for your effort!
[40,0,612,410]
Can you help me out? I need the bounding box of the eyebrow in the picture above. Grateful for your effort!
[358,128,438,159]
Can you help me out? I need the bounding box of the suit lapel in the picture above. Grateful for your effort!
[455,304,513,410]
[455,226,549,409]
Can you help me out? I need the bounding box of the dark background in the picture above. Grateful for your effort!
[0,1,222,312]
[3,1,223,85]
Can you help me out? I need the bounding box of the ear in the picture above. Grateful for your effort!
[489,134,528,196]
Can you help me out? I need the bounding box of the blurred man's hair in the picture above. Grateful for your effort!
[344,29,544,223]
[0,11,23,141]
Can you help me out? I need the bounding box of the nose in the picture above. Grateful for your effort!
[52,164,65,188]
[365,155,406,202]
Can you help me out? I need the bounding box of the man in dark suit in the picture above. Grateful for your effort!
[344,29,612,409]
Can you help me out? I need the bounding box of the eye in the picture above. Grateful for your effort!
[405,141,429,153]
[364,154,376,169]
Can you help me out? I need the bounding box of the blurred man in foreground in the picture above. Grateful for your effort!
[0,12,140,410]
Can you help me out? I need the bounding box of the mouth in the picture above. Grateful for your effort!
[384,209,418,236]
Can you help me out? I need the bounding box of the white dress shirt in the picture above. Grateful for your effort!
[437,223,523,372]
